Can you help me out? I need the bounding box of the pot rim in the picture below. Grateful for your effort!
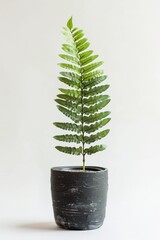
[51,166,108,173]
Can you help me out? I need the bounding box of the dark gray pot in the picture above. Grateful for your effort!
[51,166,108,230]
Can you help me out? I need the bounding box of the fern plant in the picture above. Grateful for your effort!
[53,17,111,171]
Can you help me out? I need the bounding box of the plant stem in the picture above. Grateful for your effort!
[80,69,85,172]
[70,27,86,171]
[83,156,85,172]
[81,90,85,172]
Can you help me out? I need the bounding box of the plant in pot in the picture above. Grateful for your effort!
[51,17,111,230]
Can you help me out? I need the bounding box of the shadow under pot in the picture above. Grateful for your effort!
[51,166,108,230]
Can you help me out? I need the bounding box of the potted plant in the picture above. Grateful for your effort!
[51,17,111,230]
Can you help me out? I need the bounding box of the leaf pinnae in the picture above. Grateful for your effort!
[55,146,82,155]
[67,17,73,30]
[53,122,82,133]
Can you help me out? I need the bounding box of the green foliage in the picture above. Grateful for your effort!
[83,85,109,96]
[54,122,81,133]
[83,118,111,133]
[58,77,80,89]
[85,145,106,155]
[54,17,111,166]
[84,129,110,144]
[83,94,110,105]
[54,134,82,143]
[67,16,73,30]
[83,100,110,115]
[55,146,82,155]
[83,111,111,124]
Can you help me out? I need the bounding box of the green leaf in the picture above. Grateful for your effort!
[79,50,93,60]
[72,27,78,32]
[55,146,82,155]
[57,94,80,103]
[62,31,74,44]
[55,99,81,113]
[81,55,99,66]
[76,38,88,47]
[82,61,103,74]
[57,105,81,123]
[59,88,81,98]
[73,29,83,37]
[58,77,81,89]
[84,118,111,133]
[84,129,110,144]
[62,44,77,55]
[60,71,81,81]
[58,63,81,74]
[78,42,90,53]
[84,85,109,96]
[75,32,84,41]
[83,111,111,124]
[85,145,106,155]
[83,99,111,115]
[83,75,107,88]
[67,17,73,30]
[83,95,110,105]
[59,54,79,65]
[83,70,104,81]
[53,122,82,133]
[54,134,82,143]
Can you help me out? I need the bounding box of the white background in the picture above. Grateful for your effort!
[0,0,160,239]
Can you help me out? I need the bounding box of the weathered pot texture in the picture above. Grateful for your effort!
[51,166,108,230]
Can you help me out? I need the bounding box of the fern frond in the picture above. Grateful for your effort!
[72,27,78,32]
[62,44,77,55]
[83,99,111,115]
[83,75,107,88]
[83,85,109,96]
[82,62,103,74]
[83,118,111,134]
[81,55,99,66]
[62,29,74,44]
[53,122,82,133]
[83,111,111,124]
[62,33,74,45]
[54,134,82,143]
[77,42,90,53]
[59,54,79,65]
[59,88,81,98]
[85,145,106,155]
[84,129,110,144]
[54,17,111,164]
[67,17,73,30]
[83,95,110,105]
[60,72,81,81]
[74,32,84,41]
[57,105,80,123]
[58,77,81,89]
[83,70,104,81]
[57,94,80,103]
[73,29,84,38]
[55,99,81,113]
[58,63,81,74]
[79,50,93,60]
[55,146,82,155]
[76,38,88,47]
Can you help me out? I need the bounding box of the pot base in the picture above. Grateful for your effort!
[55,212,104,230]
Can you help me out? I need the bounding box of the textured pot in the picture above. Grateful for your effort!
[51,166,108,230]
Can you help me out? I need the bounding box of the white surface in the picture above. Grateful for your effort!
[0,0,160,239]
